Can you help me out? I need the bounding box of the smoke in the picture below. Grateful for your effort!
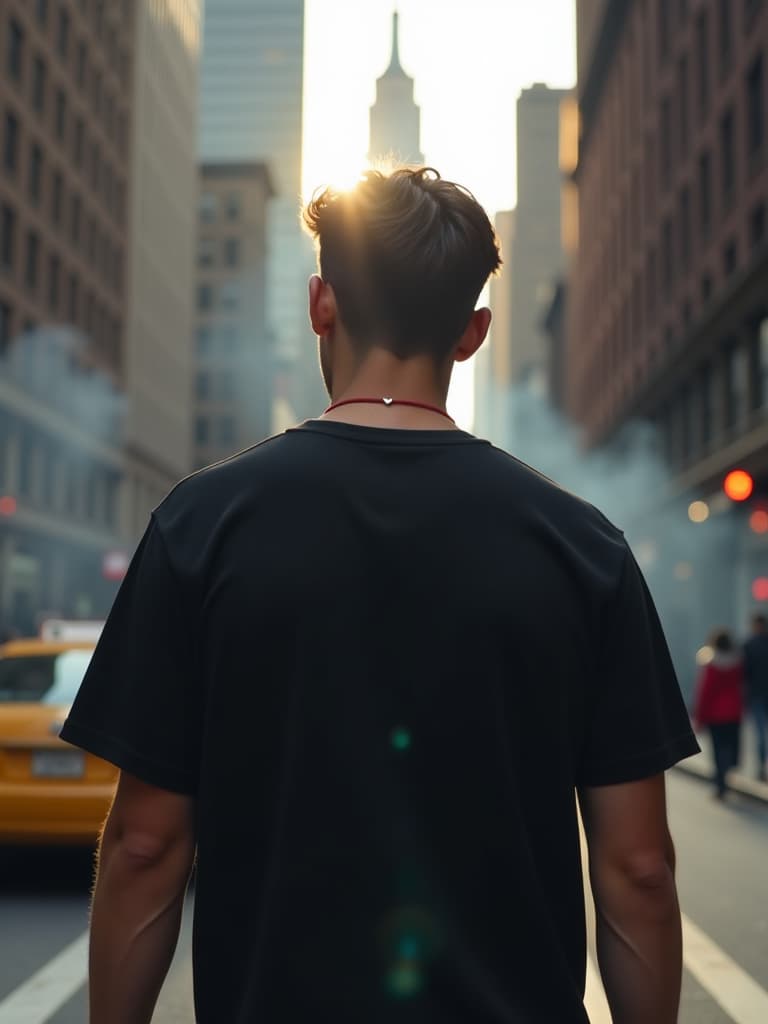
[481,384,748,701]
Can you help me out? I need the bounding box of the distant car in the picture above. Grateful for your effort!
[0,626,116,844]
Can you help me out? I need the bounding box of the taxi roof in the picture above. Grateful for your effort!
[0,639,96,658]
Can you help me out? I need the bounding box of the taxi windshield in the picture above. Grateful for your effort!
[0,651,93,705]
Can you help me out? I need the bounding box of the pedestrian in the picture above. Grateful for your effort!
[61,167,699,1024]
[693,629,744,799]
[743,612,768,782]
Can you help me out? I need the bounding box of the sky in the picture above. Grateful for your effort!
[301,0,577,428]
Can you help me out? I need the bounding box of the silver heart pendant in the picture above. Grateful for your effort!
[382,396,393,405]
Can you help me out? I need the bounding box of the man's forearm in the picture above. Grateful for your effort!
[592,863,682,1024]
[89,825,194,1024]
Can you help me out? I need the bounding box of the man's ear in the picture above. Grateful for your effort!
[308,275,338,337]
[454,307,491,363]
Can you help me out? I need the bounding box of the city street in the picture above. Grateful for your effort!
[0,771,765,1023]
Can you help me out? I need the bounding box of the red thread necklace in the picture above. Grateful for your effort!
[324,396,455,423]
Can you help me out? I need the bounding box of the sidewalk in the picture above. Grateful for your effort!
[675,725,768,804]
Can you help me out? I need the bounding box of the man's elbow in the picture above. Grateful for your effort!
[593,851,679,924]
[100,823,194,883]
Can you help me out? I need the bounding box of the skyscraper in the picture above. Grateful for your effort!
[369,11,424,166]
[199,0,313,422]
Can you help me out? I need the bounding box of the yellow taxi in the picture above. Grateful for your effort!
[0,621,117,844]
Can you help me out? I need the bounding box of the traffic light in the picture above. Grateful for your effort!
[723,469,754,501]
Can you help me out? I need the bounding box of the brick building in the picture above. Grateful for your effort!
[568,0,768,669]
[569,0,768,480]
[0,0,200,633]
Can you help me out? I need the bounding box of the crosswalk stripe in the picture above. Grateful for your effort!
[682,914,768,1024]
[0,930,88,1024]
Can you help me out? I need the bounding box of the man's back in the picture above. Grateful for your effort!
[65,421,696,1022]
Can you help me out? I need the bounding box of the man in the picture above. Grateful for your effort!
[743,613,768,782]
[62,168,699,1023]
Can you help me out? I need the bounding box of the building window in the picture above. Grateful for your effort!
[751,201,766,248]
[1,203,16,271]
[3,112,19,175]
[0,301,11,356]
[646,246,657,320]
[217,416,235,444]
[32,56,47,114]
[76,39,86,88]
[662,218,674,295]
[195,371,210,400]
[747,55,765,163]
[660,96,672,189]
[725,343,749,428]
[723,238,738,276]
[25,231,40,291]
[28,143,43,205]
[696,10,710,117]
[54,87,67,141]
[658,0,671,63]
[199,192,217,222]
[197,237,216,267]
[225,193,241,220]
[57,6,70,61]
[70,193,81,245]
[197,284,213,311]
[719,0,733,76]
[223,237,241,267]
[679,186,691,273]
[67,271,78,321]
[698,150,712,237]
[51,169,64,226]
[196,326,212,354]
[73,116,84,166]
[7,19,24,84]
[677,55,689,156]
[720,106,736,205]
[48,252,60,312]
[195,416,209,445]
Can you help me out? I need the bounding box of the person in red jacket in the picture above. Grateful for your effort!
[694,629,744,799]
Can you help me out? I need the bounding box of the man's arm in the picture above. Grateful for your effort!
[89,771,196,1024]
[579,774,682,1024]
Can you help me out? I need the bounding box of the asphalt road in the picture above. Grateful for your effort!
[0,771,766,1023]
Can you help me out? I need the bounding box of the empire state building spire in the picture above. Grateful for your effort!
[369,10,424,166]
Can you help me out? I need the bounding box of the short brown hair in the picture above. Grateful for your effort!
[302,167,501,360]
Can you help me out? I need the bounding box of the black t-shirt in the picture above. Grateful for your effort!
[62,421,699,1023]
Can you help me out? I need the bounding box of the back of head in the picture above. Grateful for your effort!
[710,629,734,653]
[302,167,501,360]
[752,613,768,633]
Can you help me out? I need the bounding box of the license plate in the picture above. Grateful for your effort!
[31,750,85,778]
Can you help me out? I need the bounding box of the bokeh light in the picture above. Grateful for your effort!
[390,727,411,751]
[695,645,714,666]
[674,561,694,581]
[688,500,710,523]
[0,495,17,517]
[723,469,754,501]
[749,509,768,534]
[752,577,768,602]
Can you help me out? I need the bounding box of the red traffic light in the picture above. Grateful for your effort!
[724,470,754,501]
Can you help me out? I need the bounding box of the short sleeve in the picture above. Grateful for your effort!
[60,516,204,795]
[577,544,700,787]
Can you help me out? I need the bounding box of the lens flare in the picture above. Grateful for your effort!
[688,500,710,523]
